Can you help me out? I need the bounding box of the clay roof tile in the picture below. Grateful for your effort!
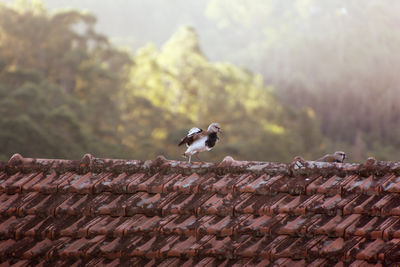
[1,154,400,265]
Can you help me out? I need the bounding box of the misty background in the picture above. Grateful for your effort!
[1,0,399,162]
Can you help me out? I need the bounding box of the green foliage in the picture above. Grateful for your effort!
[0,3,130,160]
[0,79,126,160]
[126,26,324,161]
[6,1,391,163]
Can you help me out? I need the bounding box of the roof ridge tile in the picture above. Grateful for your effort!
[3,154,400,177]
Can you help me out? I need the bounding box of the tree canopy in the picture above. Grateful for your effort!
[1,1,398,162]
[205,0,400,160]
[0,2,131,160]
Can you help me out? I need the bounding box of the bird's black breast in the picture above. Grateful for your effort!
[205,132,218,148]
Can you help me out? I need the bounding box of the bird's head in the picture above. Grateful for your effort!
[208,122,222,133]
[334,151,346,163]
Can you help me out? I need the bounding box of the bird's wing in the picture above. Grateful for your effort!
[316,154,333,162]
[188,127,202,137]
[178,128,204,146]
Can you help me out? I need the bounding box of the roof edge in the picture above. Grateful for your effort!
[1,153,400,177]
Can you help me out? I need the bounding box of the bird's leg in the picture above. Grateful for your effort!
[195,153,204,163]
[188,155,191,164]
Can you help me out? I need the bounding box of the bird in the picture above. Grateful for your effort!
[178,122,222,164]
[316,151,346,163]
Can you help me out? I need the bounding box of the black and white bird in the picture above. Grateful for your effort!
[178,122,222,163]
[316,151,346,163]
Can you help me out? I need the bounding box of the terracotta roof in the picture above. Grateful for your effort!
[1,153,400,266]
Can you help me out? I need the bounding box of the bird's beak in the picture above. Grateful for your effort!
[219,129,223,133]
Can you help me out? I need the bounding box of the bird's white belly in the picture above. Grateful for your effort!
[185,136,211,155]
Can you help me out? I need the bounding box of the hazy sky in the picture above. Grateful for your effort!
[0,0,277,73]
[1,0,223,59]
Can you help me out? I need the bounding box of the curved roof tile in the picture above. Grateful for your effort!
[1,154,400,265]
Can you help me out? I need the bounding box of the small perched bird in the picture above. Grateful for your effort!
[178,122,222,164]
[316,151,346,163]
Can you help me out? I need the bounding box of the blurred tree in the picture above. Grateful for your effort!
[0,2,335,162]
[0,2,131,160]
[0,77,127,160]
[205,0,400,161]
[126,26,325,161]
